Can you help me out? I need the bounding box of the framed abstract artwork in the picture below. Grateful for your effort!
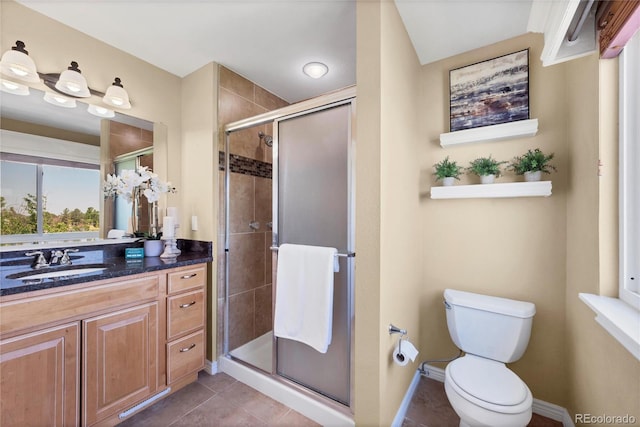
[449,49,529,132]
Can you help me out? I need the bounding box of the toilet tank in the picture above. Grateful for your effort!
[444,289,536,363]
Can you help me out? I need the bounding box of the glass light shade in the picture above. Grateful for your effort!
[102,78,131,109]
[55,61,90,97]
[303,62,329,79]
[87,103,115,118]
[0,79,30,95]
[0,41,39,83]
[43,91,77,108]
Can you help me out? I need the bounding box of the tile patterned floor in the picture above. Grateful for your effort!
[117,371,320,427]
[403,376,564,427]
[119,371,563,427]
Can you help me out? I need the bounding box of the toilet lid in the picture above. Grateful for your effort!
[448,356,528,406]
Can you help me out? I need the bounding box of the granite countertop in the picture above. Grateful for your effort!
[0,239,213,296]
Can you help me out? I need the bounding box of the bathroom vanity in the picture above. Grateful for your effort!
[0,240,212,427]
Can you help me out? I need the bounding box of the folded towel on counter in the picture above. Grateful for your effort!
[273,243,338,353]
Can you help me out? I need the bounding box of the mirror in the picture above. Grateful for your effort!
[0,86,158,245]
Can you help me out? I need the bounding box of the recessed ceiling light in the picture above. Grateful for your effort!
[303,62,329,79]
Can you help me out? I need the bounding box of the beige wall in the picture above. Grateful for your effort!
[355,2,424,424]
[181,63,217,360]
[354,1,383,423]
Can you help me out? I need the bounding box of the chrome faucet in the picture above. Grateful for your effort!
[25,251,49,269]
[25,248,79,269]
[60,248,79,265]
[49,250,64,265]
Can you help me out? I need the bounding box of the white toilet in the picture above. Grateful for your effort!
[443,288,536,427]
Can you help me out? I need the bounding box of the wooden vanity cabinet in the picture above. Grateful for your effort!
[0,262,208,427]
[0,322,79,427]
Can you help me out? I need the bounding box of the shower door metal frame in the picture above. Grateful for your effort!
[223,86,356,409]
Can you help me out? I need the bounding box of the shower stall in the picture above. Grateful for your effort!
[221,87,355,418]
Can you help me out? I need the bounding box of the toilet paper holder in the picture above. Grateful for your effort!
[389,324,407,356]
[389,324,407,336]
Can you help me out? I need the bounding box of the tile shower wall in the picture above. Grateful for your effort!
[217,66,288,357]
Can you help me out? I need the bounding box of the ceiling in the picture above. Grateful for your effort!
[13,0,535,105]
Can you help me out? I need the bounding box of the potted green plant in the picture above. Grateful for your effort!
[434,156,463,186]
[466,155,507,184]
[508,148,557,182]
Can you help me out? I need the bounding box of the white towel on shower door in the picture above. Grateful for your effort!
[273,243,338,354]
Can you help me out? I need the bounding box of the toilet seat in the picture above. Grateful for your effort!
[446,355,532,414]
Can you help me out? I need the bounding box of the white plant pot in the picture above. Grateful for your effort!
[524,170,542,182]
[480,174,495,184]
[442,177,455,186]
[144,239,164,257]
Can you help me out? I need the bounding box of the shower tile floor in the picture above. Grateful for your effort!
[118,371,564,427]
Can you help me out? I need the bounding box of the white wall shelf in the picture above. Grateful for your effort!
[440,119,539,147]
[430,180,552,199]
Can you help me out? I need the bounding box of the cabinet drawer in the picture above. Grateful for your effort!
[167,290,205,340]
[167,330,204,384]
[167,266,205,294]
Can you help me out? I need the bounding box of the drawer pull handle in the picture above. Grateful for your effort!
[179,301,196,308]
[181,273,197,279]
[180,343,196,353]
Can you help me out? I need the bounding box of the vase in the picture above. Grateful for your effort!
[480,174,495,184]
[144,239,164,257]
[524,171,542,182]
[442,177,455,186]
[131,188,142,235]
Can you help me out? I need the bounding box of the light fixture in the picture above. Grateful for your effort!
[102,77,131,109]
[0,78,29,95]
[43,91,77,108]
[303,62,329,79]
[2,38,134,109]
[0,41,39,83]
[55,61,91,98]
[87,104,115,118]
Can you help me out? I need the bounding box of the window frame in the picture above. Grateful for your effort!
[619,30,640,310]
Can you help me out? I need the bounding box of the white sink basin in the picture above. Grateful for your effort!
[7,264,112,281]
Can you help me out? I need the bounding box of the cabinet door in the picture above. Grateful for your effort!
[83,302,158,426]
[0,323,79,427]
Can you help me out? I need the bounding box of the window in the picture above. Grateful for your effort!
[579,26,639,361]
[1,155,100,244]
[1,130,101,244]
[619,30,640,310]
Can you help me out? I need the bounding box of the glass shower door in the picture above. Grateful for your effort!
[274,102,354,406]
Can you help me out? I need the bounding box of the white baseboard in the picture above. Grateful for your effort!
[421,363,446,382]
[532,399,575,427]
[392,370,422,427]
[203,359,218,375]
[420,363,575,427]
